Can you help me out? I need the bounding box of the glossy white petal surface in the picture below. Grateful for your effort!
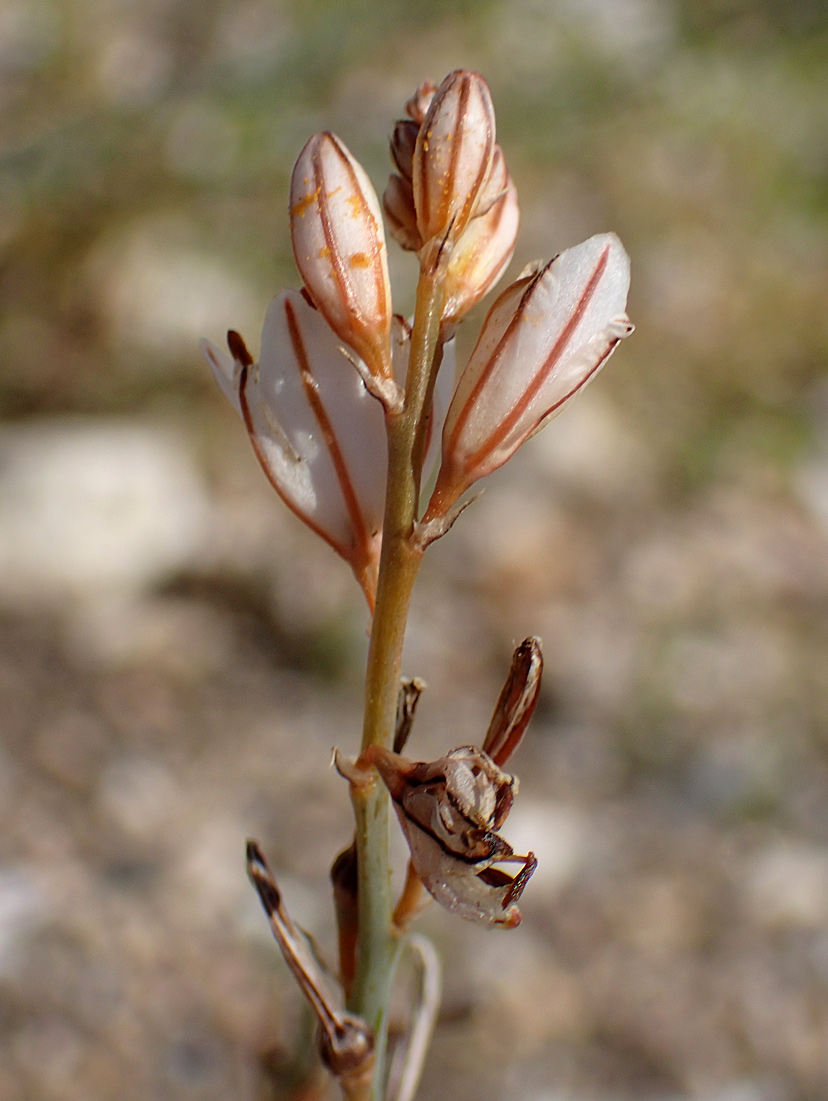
[241,290,387,569]
[290,132,392,379]
[413,70,495,246]
[199,338,241,414]
[442,146,519,324]
[430,233,632,515]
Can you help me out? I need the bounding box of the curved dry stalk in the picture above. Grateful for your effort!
[387,935,442,1101]
[246,841,376,1098]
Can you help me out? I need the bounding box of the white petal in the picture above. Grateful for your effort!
[242,290,387,558]
[445,233,631,480]
[200,337,241,414]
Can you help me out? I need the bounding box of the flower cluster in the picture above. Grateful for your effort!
[202,69,632,610]
[212,71,635,1098]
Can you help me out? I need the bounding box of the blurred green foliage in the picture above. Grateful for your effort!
[1,0,827,485]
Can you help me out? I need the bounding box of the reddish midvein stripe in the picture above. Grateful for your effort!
[313,136,355,322]
[227,329,253,367]
[443,76,470,229]
[313,135,382,328]
[238,363,343,556]
[444,275,536,455]
[459,83,494,231]
[284,299,370,552]
[464,245,611,472]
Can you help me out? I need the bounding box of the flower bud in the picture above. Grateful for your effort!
[201,290,387,607]
[442,146,519,325]
[412,70,495,248]
[290,132,393,381]
[425,233,633,521]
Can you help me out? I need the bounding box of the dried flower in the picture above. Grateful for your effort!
[424,233,633,523]
[383,171,421,252]
[360,744,536,928]
[412,70,496,250]
[390,118,420,184]
[290,132,393,384]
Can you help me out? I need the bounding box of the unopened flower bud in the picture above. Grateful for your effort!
[290,132,393,381]
[425,233,633,521]
[442,146,519,325]
[413,70,495,248]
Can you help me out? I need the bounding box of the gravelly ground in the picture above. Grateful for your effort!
[2,395,828,1100]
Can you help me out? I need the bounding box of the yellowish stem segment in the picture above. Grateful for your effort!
[347,256,447,1099]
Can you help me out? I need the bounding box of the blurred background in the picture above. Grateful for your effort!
[2,0,828,1098]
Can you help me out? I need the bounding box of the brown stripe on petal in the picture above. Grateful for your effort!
[438,75,471,234]
[420,74,493,242]
[238,355,350,562]
[313,136,356,324]
[313,134,384,330]
[465,243,612,473]
[397,799,510,868]
[443,273,539,459]
[523,328,629,440]
[454,77,494,233]
[227,330,254,367]
[283,297,371,559]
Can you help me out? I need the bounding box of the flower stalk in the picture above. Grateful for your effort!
[348,254,449,1055]
[203,67,632,1101]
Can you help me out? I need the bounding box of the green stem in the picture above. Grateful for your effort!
[347,261,446,1097]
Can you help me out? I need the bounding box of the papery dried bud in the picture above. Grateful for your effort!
[413,70,495,249]
[442,146,519,325]
[383,172,422,252]
[482,637,543,767]
[290,132,393,381]
[201,290,386,607]
[405,80,437,125]
[390,118,420,182]
[394,677,426,754]
[424,233,633,522]
[330,842,358,995]
[363,744,536,928]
